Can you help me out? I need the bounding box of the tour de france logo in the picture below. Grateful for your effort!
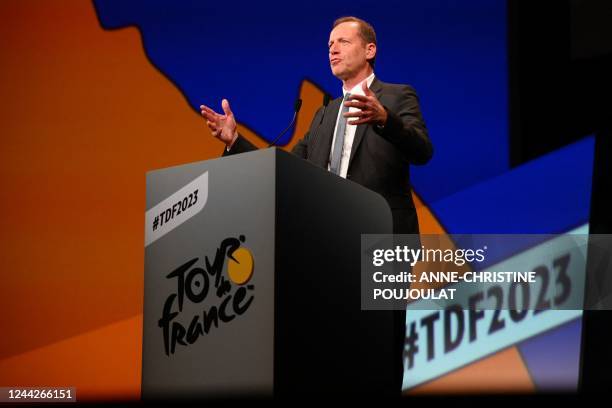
[158,235,255,356]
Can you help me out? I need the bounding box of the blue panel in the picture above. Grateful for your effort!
[431,137,595,234]
[517,318,583,390]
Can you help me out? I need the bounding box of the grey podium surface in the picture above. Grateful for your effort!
[143,148,393,398]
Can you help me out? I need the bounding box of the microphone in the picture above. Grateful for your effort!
[268,98,302,147]
[307,93,332,156]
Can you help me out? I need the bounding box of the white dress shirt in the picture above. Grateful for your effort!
[328,72,376,178]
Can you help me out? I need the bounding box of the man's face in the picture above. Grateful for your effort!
[328,22,374,81]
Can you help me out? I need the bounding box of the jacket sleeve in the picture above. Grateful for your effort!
[375,85,433,165]
[291,135,309,159]
[221,134,258,157]
[222,106,324,159]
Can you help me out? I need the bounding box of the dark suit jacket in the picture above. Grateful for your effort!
[224,77,433,234]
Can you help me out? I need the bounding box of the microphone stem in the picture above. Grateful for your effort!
[268,111,298,147]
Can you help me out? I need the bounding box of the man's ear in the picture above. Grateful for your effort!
[366,43,377,61]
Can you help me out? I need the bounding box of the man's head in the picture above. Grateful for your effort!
[329,16,377,82]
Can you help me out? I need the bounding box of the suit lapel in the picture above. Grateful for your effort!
[348,78,384,168]
[311,96,342,168]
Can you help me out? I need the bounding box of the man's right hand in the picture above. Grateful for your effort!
[200,99,238,148]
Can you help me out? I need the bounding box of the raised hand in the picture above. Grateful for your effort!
[343,81,388,126]
[200,99,238,146]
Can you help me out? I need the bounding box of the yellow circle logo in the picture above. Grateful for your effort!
[227,247,254,285]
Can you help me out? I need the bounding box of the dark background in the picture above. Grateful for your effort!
[508,0,612,391]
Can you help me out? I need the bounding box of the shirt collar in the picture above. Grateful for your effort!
[342,72,376,98]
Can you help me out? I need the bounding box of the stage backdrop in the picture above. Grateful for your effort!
[0,0,593,400]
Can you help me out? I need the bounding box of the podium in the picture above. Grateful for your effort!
[142,148,394,398]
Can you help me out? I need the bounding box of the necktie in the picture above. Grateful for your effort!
[329,92,351,175]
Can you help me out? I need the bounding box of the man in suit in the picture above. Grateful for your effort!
[200,16,433,395]
[201,16,432,235]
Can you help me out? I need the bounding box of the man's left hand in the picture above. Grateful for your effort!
[343,81,388,126]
